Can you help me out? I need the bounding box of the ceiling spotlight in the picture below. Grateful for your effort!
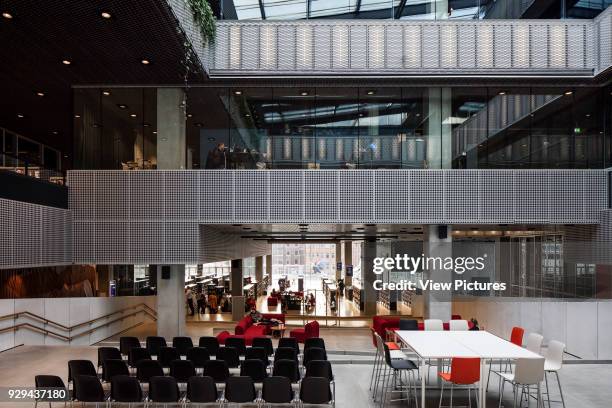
[102,90,111,96]
[194,122,203,127]
[52,131,58,135]
[101,11,112,19]
[130,113,137,118]
[2,12,13,19]
[187,113,193,118]
[300,91,309,96]
[366,90,376,95]
[564,90,573,96]
[36,91,45,97]
[245,113,251,117]
[62,59,71,65]
[74,114,81,118]
[143,123,151,127]
[498,91,506,95]
[17,114,24,118]
[117,104,127,109]
[141,59,150,65]
[234,90,242,95]
[152,131,157,134]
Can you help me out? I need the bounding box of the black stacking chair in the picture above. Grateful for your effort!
[300,376,333,406]
[120,336,141,357]
[73,375,105,403]
[187,376,219,404]
[148,376,180,404]
[245,346,269,367]
[262,376,294,405]
[216,346,240,368]
[399,319,419,331]
[111,375,142,404]
[252,337,274,356]
[102,359,129,382]
[136,360,164,384]
[68,360,97,387]
[305,360,335,402]
[172,336,194,356]
[199,336,220,355]
[158,347,180,368]
[272,359,301,383]
[225,337,247,356]
[224,376,257,404]
[203,360,230,383]
[240,359,268,383]
[170,359,196,383]
[274,347,298,363]
[303,347,328,367]
[97,347,122,371]
[304,337,326,352]
[186,347,210,371]
[34,375,66,408]
[278,337,300,355]
[146,336,167,356]
[128,347,152,368]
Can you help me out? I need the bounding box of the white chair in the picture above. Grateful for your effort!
[525,333,544,354]
[498,358,545,408]
[424,319,444,331]
[449,320,469,331]
[543,340,566,408]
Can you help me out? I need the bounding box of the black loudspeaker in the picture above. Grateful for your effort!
[437,225,448,240]
[161,265,171,280]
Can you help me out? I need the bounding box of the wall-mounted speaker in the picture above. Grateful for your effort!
[437,225,448,240]
[161,265,170,280]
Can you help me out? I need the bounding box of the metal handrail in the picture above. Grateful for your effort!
[0,303,157,337]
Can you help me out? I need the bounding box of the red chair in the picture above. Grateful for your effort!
[510,326,525,346]
[267,296,278,307]
[438,357,480,408]
[289,320,319,343]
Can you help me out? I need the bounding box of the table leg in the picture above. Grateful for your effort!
[479,359,487,408]
[421,358,426,408]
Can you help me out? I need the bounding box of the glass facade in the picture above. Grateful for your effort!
[219,0,612,20]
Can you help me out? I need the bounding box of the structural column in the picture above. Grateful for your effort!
[426,88,452,169]
[362,238,378,315]
[423,225,452,321]
[266,254,272,276]
[156,265,186,338]
[343,241,353,288]
[255,256,264,290]
[335,242,342,280]
[155,88,187,337]
[231,259,245,321]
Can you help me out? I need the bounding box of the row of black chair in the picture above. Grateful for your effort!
[67,374,332,406]
[119,335,326,358]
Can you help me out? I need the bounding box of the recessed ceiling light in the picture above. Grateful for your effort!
[17,114,24,118]
[52,131,58,135]
[366,90,376,95]
[585,113,591,118]
[564,90,573,96]
[63,155,69,158]
[36,91,44,97]
[245,113,251,117]
[498,91,506,95]
[143,123,151,127]
[101,11,112,19]
[234,90,242,95]
[194,122,203,127]
[117,104,127,109]
[102,90,111,96]
[92,123,100,128]
[152,131,157,134]
[74,114,81,118]
[141,59,150,65]
[62,59,71,65]
[2,12,13,19]
[300,91,309,96]
[130,113,137,118]
[161,137,167,141]
[187,113,193,118]
[208,137,216,141]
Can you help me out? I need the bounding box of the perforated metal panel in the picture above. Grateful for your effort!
[200,171,233,222]
[374,171,410,222]
[234,171,268,222]
[269,171,303,222]
[205,10,611,77]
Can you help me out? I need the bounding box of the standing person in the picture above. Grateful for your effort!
[186,288,195,316]
[196,290,205,314]
[208,291,218,313]
[205,142,227,169]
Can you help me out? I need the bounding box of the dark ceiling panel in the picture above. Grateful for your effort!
[0,0,206,155]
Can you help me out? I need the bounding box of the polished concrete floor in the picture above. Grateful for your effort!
[0,343,609,408]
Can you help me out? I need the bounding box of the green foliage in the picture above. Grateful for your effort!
[186,0,216,44]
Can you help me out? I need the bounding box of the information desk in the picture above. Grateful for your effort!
[395,330,543,408]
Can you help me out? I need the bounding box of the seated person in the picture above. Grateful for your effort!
[249,309,263,323]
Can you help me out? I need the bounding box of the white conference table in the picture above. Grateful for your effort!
[395,330,543,408]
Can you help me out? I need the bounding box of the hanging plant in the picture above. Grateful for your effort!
[186,0,216,44]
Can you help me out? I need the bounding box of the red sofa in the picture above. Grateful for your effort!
[234,313,285,345]
[289,320,319,343]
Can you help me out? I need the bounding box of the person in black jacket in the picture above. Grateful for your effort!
[205,142,227,169]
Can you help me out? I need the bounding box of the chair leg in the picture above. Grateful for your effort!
[450,383,454,408]
[555,371,566,408]
[544,371,551,408]
[512,384,518,408]
[438,380,444,408]
[498,378,505,408]
[468,385,472,408]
